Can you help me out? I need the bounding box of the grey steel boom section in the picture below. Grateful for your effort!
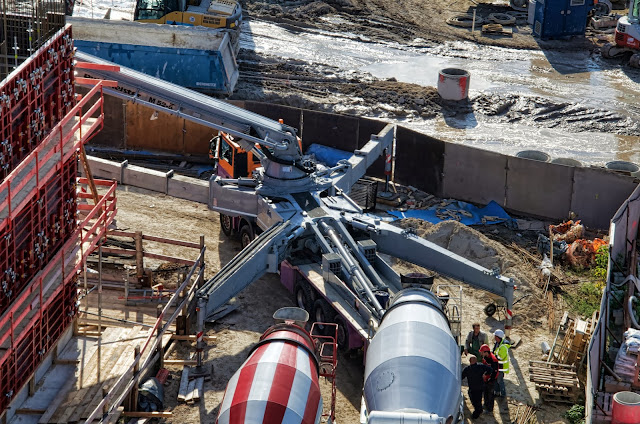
[361,219,515,308]
[74,51,298,146]
[198,221,292,317]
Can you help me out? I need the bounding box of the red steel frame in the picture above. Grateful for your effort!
[0,178,117,413]
[0,25,75,180]
[0,79,106,318]
[0,28,117,413]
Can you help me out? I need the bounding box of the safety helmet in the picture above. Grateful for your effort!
[494,329,505,339]
[479,344,491,353]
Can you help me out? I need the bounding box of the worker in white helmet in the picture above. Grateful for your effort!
[492,329,510,397]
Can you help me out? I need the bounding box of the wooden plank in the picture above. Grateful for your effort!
[38,373,78,423]
[122,412,173,418]
[193,377,204,403]
[52,328,126,423]
[48,337,113,422]
[16,409,47,415]
[529,360,576,369]
[78,327,144,419]
[177,366,190,402]
[65,342,129,423]
[185,378,196,404]
[164,359,198,366]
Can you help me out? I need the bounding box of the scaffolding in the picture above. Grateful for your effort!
[0,25,116,418]
[1,0,69,79]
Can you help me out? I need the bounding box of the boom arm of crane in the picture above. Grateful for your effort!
[74,52,300,160]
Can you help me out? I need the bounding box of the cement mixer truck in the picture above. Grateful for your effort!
[76,55,517,423]
[216,307,337,424]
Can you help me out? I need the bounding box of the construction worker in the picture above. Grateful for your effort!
[479,344,498,413]
[464,322,488,361]
[461,356,493,419]
[492,329,511,397]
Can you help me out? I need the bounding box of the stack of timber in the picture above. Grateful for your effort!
[512,403,539,424]
[177,363,209,404]
[553,312,597,366]
[529,361,579,403]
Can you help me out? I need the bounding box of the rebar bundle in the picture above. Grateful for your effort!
[1,0,68,79]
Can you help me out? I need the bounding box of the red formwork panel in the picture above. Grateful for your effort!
[0,155,77,315]
[0,178,117,416]
[0,26,74,180]
[0,274,77,412]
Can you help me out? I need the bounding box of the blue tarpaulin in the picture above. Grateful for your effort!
[388,200,513,226]
[306,144,351,167]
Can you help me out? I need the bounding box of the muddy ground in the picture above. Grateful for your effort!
[107,187,588,424]
[242,0,595,49]
[229,0,640,164]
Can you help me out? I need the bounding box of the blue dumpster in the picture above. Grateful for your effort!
[533,0,595,39]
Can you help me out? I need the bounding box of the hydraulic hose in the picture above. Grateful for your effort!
[333,221,387,291]
[320,221,384,315]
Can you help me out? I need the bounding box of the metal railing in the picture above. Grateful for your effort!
[83,244,206,423]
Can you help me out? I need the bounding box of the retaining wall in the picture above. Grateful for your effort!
[88,98,637,230]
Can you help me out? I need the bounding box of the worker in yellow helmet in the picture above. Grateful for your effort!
[492,329,510,397]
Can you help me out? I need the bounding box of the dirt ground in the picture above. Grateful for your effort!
[106,186,586,424]
[242,0,596,49]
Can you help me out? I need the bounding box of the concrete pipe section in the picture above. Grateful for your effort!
[611,391,640,424]
[606,161,640,177]
[363,287,462,423]
[516,150,550,162]
[550,158,582,167]
[437,68,470,101]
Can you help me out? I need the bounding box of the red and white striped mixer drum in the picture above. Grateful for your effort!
[216,312,323,424]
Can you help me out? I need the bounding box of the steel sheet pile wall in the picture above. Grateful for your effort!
[0,0,68,79]
[0,27,78,416]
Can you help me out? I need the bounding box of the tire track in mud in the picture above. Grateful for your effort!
[472,94,640,136]
[235,52,640,136]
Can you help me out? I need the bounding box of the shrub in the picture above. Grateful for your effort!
[564,404,585,424]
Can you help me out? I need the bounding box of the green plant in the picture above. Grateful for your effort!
[565,282,602,317]
[592,245,609,289]
[564,404,585,424]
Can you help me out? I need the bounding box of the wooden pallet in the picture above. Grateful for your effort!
[529,360,579,403]
[592,392,613,423]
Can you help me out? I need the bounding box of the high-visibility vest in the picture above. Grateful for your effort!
[494,341,510,374]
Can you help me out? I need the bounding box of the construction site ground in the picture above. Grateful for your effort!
[102,185,586,424]
[233,0,640,164]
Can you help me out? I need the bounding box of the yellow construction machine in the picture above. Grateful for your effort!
[133,0,242,29]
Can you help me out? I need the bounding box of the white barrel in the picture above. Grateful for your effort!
[437,68,470,101]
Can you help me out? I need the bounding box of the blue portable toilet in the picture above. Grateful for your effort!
[533,0,595,39]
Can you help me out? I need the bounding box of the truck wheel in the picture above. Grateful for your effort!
[484,303,497,317]
[220,214,233,237]
[333,316,349,352]
[313,299,334,334]
[293,281,314,312]
[240,224,254,249]
[630,53,640,68]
